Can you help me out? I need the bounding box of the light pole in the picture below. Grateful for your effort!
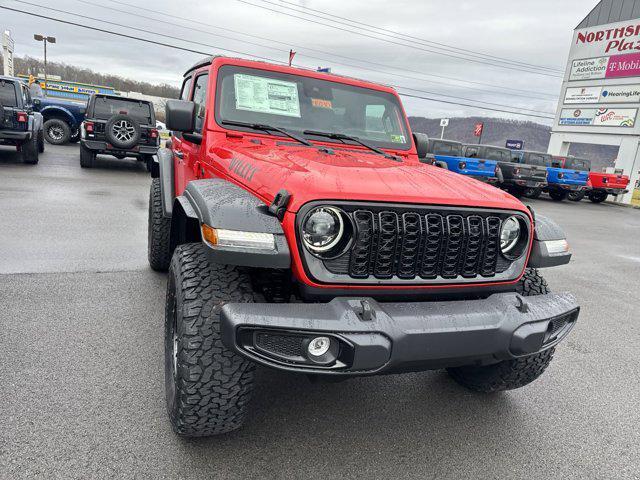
[33,34,56,96]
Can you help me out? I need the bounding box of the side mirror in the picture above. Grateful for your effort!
[165,99,196,133]
[412,132,429,158]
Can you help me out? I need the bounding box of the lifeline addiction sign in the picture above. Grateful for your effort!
[570,52,640,81]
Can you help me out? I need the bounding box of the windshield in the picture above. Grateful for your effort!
[430,140,461,156]
[215,65,411,150]
[525,153,550,166]
[29,83,44,99]
[93,97,153,124]
[565,157,590,171]
[0,81,18,107]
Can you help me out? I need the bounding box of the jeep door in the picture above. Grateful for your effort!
[175,72,209,194]
[172,75,193,194]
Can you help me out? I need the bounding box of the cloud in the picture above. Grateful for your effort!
[1,0,598,122]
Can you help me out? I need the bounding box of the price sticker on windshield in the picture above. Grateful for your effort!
[234,74,301,117]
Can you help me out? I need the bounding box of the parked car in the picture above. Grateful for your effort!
[424,139,501,184]
[557,156,629,204]
[519,153,590,201]
[27,82,86,145]
[148,56,579,437]
[510,150,551,197]
[0,75,44,164]
[79,94,159,169]
[464,145,547,197]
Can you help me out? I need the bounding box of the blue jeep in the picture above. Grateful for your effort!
[519,152,589,201]
[423,139,501,184]
[27,82,86,145]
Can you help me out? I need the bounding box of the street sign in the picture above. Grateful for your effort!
[474,123,484,137]
[440,118,449,127]
[506,139,524,150]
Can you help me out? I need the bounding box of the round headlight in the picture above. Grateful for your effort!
[500,216,521,254]
[302,207,344,252]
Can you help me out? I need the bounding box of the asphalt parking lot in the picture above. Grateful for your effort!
[1,143,639,479]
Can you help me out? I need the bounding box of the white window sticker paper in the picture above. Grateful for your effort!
[234,74,300,117]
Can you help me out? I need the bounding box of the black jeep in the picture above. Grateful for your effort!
[464,145,547,197]
[0,76,44,164]
[79,94,159,169]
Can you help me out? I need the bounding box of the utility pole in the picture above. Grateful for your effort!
[33,34,56,95]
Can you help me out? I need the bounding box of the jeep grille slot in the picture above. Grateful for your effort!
[321,207,513,282]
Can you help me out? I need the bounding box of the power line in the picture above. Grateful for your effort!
[19,0,552,115]
[234,0,564,78]
[103,0,557,101]
[254,0,564,74]
[0,4,556,120]
[398,92,554,120]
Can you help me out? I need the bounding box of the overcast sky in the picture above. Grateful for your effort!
[0,0,598,123]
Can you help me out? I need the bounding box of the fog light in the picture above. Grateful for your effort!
[307,336,331,357]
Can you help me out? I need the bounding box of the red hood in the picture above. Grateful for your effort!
[210,139,527,214]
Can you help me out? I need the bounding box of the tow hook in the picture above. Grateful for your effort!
[515,294,530,313]
[354,299,375,321]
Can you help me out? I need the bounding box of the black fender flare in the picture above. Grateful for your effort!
[159,165,290,268]
[527,215,571,268]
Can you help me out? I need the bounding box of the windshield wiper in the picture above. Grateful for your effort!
[303,130,401,161]
[222,120,312,147]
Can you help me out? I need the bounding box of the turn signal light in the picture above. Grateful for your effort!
[201,224,276,251]
[16,112,28,123]
[150,128,159,139]
[85,121,94,133]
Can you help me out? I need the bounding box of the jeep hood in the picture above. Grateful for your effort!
[213,142,527,213]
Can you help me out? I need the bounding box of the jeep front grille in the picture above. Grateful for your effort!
[299,203,527,285]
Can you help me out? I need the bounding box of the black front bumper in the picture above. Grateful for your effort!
[82,139,159,156]
[220,292,579,375]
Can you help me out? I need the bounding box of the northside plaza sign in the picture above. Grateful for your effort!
[575,23,640,54]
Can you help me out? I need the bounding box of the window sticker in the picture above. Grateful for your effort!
[311,98,332,109]
[390,134,406,143]
[234,74,300,117]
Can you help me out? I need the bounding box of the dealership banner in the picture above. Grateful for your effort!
[559,108,637,127]
[564,84,640,104]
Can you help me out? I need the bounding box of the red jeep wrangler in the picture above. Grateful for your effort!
[148,57,579,437]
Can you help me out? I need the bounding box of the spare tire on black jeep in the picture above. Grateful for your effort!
[105,114,141,149]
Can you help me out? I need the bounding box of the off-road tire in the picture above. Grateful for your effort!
[20,134,39,164]
[79,143,95,168]
[567,190,585,202]
[508,186,524,198]
[522,187,542,199]
[165,243,256,437]
[549,189,567,201]
[447,269,555,393]
[37,130,45,153]
[105,114,141,149]
[148,178,172,271]
[44,118,71,145]
[588,190,608,204]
